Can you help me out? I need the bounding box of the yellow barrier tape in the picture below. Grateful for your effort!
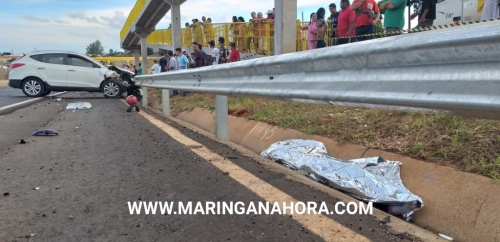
[323,18,500,41]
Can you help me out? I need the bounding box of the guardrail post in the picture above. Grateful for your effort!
[162,89,170,115]
[215,95,229,141]
[142,87,148,107]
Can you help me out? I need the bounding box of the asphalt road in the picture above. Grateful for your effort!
[0,87,28,108]
[0,93,417,241]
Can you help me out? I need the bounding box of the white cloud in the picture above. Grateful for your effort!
[0,0,376,54]
[1,7,132,54]
[22,15,50,23]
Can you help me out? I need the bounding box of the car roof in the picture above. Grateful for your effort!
[26,50,83,55]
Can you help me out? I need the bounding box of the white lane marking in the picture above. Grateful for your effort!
[139,111,369,242]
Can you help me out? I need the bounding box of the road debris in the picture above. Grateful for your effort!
[439,233,453,241]
[19,138,27,144]
[32,129,59,136]
[66,102,92,110]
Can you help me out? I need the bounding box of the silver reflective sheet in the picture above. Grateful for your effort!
[261,139,423,220]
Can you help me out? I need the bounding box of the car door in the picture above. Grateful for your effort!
[66,54,101,88]
[31,54,68,87]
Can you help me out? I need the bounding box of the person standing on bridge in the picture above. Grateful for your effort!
[159,52,168,72]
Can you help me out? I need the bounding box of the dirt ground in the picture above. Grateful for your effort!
[0,80,8,87]
[161,92,500,180]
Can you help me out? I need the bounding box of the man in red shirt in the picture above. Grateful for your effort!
[337,0,356,45]
[351,0,380,42]
[228,42,240,62]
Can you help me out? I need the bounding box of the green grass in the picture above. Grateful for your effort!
[162,93,500,180]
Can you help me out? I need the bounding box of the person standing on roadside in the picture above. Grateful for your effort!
[411,0,436,28]
[167,50,177,72]
[481,0,500,20]
[228,42,240,62]
[159,52,168,72]
[137,62,143,75]
[315,8,328,48]
[337,0,356,45]
[198,44,207,66]
[151,60,160,74]
[191,42,204,68]
[329,3,340,45]
[379,0,407,36]
[351,0,380,42]
[208,40,219,65]
[218,37,230,64]
[301,13,319,50]
[176,48,188,70]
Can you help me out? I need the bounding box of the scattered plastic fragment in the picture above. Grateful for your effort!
[55,98,62,102]
[32,129,59,136]
[439,234,453,241]
[34,187,40,190]
[19,138,26,144]
[66,102,92,110]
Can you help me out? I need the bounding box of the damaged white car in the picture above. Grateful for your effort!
[7,51,133,98]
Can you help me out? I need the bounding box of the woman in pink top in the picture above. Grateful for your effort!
[301,13,318,50]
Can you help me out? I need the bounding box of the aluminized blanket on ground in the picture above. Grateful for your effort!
[261,139,423,221]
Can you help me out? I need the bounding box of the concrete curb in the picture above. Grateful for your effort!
[0,92,67,116]
[143,107,447,242]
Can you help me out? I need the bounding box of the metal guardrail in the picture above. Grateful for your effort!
[135,21,500,140]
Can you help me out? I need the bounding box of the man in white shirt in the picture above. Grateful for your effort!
[208,40,219,65]
[151,60,160,74]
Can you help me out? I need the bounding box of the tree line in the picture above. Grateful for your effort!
[86,40,155,57]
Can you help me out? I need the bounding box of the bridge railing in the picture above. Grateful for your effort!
[146,20,355,55]
[134,21,500,141]
[120,0,147,43]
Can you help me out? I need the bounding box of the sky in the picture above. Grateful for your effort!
[0,0,416,55]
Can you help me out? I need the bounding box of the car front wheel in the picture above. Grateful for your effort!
[101,80,123,98]
[21,78,45,97]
